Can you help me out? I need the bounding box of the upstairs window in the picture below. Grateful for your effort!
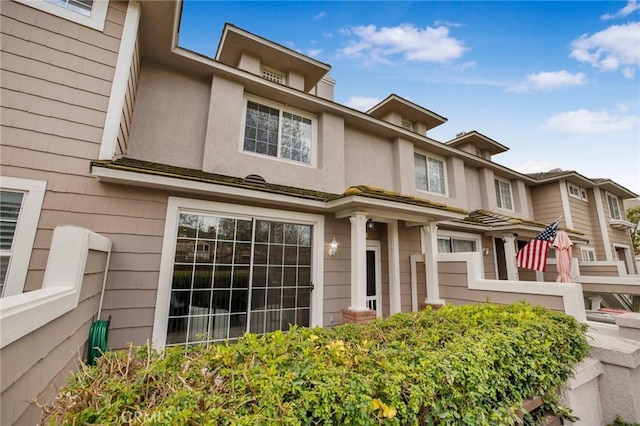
[568,183,588,201]
[46,0,93,16]
[494,178,513,210]
[243,98,314,165]
[14,0,109,30]
[414,153,446,195]
[606,193,623,220]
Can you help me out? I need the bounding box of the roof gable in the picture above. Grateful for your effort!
[215,24,331,92]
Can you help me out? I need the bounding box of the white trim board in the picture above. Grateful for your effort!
[0,176,47,297]
[0,226,112,348]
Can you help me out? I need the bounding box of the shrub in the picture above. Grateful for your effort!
[42,302,589,425]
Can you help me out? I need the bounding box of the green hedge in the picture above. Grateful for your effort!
[42,302,588,425]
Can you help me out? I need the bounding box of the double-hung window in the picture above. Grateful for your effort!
[14,0,109,30]
[606,193,623,220]
[494,178,513,210]
[243,98,315,166]
[414,153,446,195]
[0,177,46,297]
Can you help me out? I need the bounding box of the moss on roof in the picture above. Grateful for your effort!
[457,209,584,234]
[92,158,338,201]
[343,185,468,214]
[91,159,467,214]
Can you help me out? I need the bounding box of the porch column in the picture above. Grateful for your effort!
[348,212,368,311]
[502,234,519,281]
[420,222,445,306]
[387,220,401,314]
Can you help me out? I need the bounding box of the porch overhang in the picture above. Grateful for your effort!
[327,186,468,223]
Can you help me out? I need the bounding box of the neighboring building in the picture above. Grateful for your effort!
[527,170,637,274]
[1,0,637,352]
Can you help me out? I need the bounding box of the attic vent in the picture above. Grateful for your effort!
[261,66,285,84]
[401,119,413,131]
[243,174,267,187]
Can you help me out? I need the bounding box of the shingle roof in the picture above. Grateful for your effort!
[454,209,584,235]
[91,158,467,214]
[92,158,338,201]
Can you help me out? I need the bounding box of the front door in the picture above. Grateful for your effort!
[366,242,382,317]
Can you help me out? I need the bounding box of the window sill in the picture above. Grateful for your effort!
[609,219,635,230]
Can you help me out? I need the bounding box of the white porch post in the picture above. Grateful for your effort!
[387,220,401,314]
[421,222,445,305]
[502,234,519,281]
[348,212,368,311]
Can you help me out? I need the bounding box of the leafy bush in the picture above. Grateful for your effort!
[42,302,588,425]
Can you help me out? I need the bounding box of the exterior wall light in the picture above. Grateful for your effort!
[328,237,339,256]
[483,247,490,256]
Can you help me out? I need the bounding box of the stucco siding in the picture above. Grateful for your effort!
[127,62,210,169]
[344,127,395,190]
[464,166,482,210]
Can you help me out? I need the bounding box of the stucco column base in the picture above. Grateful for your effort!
[419,302,444,311]
[342,309,376,325]
[587,332,640,424]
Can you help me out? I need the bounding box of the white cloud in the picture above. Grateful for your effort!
[344,96,381,111]
[570,22,640,78]
[338,23,467,64]
[314,12,327,20]
[622,66,636,79]
[306,48,322,58]
[453,61,476,72]
[516,160,559,174]
[524,70,588,91]
[434,20,463,28]
[507,70,587,92]
[542,109,640,134]
[601,0,640,20]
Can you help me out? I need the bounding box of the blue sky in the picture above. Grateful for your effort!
[179,1,640,194]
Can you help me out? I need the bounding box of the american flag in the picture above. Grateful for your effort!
[516,220,559,272]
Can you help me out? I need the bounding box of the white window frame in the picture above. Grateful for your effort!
[0,177,46,297]
[152,197,325,349]
[580,247,596,262]
[240,95,318,167]
[13,0,109,31]
[494,177,514,211]
[606,192,623,220]
[567,183,588,201]
[414,150,448,196]
[436,230,481,253]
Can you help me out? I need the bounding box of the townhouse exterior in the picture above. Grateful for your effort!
[1,1,639,422]
[2,0,638,347]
